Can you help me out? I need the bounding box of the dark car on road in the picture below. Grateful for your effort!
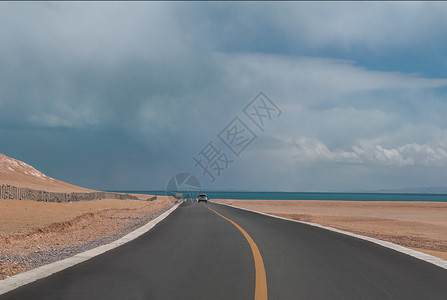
[197,194,208,203]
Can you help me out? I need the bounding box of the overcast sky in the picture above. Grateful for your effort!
[1,2,447,192]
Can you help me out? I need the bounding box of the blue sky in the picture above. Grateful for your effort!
[1,2,447,192]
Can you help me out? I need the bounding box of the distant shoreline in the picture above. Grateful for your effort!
[110,191,447,202]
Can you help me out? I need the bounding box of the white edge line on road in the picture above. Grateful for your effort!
[0,202,182,296]
[212,202,447,271]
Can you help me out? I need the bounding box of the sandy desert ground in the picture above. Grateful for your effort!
[0,196,176,279]
[0,153,181,279]
[213,199,447,261]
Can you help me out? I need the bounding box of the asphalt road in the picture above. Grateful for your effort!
[1,201,447,300]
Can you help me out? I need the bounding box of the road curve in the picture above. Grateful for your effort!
[1,201,447,299]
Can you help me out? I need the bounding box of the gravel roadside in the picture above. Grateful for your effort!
[0,200,177,279]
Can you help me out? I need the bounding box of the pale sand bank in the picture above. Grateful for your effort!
[213,199,447,261]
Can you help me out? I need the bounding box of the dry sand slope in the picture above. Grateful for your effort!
[0,153,92,193]
[213,199,447,261]
[0,153,177,279]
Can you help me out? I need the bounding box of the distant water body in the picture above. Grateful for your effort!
[115,191,447,202]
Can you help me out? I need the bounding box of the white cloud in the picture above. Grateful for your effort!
[27,102,99,128]
[290,137,361,163]
[278,137,447,167]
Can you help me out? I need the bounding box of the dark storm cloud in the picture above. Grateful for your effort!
[0,2,255,189]
[2,2,447,191]
[0,3,219,129]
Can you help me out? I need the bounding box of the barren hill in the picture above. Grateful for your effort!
[0,153,93,193]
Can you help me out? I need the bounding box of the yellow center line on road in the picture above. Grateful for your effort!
[207,206,268,300]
